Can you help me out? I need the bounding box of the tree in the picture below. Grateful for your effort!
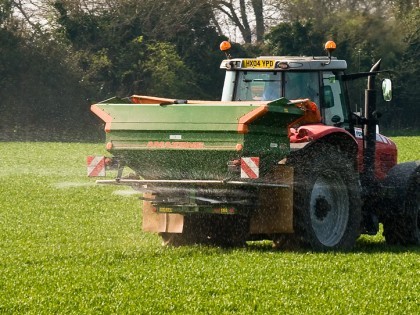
[0,0,13,25]
[272,0,394,21]
[389,7,420,129]
[391,0,420,16]
[265,20,324,56]
[52,0,226,99]
[142,42,197,98]
[211,0,277,43]
[2,0,419,139]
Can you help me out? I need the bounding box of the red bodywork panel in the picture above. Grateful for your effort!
[289,124,354,143]
[290,124,397,180]
[354,128,398,180]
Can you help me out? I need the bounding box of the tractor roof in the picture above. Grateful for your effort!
[220,56,347,71]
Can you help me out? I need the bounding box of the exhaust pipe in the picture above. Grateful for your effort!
[362,59,381,190]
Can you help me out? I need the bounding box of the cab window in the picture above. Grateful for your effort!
[321,71,349,127]
[284,72,320,105]
[234,71,281,101]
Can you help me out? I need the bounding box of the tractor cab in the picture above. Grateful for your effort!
[219,53,351,130]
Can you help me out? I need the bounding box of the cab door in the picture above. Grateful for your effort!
[320,71,350,129]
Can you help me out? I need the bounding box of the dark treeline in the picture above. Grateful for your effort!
[0,0,419,141]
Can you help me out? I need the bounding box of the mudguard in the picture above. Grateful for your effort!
[289,124,359,167]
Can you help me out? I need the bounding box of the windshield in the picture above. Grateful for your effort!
[234,71,281,101]
[284,72,320,105]
[233,71,320,104]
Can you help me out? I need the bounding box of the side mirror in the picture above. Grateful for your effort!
[382,79,392,101]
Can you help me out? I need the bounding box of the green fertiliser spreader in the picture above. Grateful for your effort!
[91,41,420,250]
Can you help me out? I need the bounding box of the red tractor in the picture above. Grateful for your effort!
[92,41,419,250]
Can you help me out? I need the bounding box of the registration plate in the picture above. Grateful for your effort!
[242,59,275,69]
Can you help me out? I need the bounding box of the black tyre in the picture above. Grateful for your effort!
[382,165,420,245]
[289,144,362,251]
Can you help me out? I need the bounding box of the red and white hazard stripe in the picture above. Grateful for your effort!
[241,157,260,179]
[87,156,106,177]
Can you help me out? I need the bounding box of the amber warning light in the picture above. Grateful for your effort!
[324,40,336,53]
[220,41,232,59]
[323,40,337,65]
[220,41,231,51]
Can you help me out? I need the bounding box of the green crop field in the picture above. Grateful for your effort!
[0,139,419,314]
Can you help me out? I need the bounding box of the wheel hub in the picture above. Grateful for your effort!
[314,195,332,221]
[309,173,350,247]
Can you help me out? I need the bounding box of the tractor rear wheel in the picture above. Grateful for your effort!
[290,144,361,251]
[383,168,420,245]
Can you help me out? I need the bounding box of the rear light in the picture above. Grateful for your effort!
[106,142,113,150]
[235,143,243,151]
[227,159,241,174]
[231,159,241,166]
[104,157,113,166]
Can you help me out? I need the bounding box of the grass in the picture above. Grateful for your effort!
[391,136,420,162]
[0,139,419,314]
